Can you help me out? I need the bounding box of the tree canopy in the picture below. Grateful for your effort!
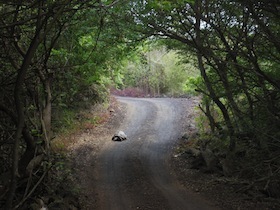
[0,1,123,208]
[123,0,280,148]
[0,0,280,208]
[119,0,280,197]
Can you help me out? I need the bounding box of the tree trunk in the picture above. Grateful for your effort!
[194,0,235,151]
[42,77,52,156]
[18,128,36,175]
[5,32,42,210]
[5,4,44,206]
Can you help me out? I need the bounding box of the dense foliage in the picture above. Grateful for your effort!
[0,1,124,208]
[119,0,280,196]
[117,43,199,96]
[0,0,279,208]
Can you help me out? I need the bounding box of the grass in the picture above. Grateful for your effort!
[51,100,112,153]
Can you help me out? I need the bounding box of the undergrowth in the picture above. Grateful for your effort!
[18,97,114,209]
[180,110,280,203]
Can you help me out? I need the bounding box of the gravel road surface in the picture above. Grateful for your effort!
[94,97,217,210]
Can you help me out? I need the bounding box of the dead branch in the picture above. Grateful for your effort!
[14,164,52,209]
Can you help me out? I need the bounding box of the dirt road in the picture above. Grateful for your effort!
[88,97,217,210]
[70,96,279,210]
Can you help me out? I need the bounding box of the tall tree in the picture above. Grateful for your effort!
[0,1,121,208]
[120,0,280,151]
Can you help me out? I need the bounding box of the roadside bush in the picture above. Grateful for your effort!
[111,87,146,97]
